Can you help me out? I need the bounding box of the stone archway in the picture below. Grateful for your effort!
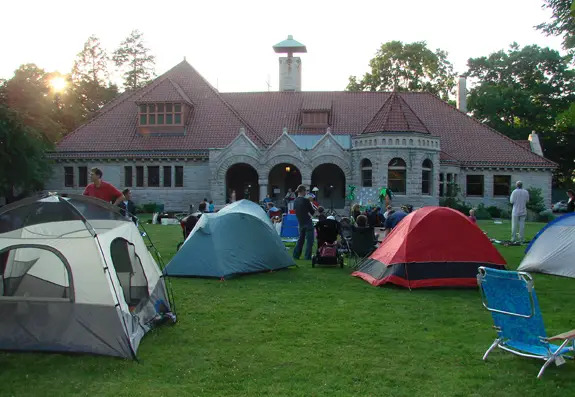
[268,163,302,206]
[225,163,259,203]
[311,164,346,210]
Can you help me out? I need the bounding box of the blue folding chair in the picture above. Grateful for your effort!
[477,267,575,378]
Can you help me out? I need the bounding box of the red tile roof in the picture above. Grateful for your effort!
[57,60,555,168]
[363,92,430,134]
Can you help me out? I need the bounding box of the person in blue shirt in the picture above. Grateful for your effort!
[383,208,408,237]
[208,200,215,213]
[263,194,272,206]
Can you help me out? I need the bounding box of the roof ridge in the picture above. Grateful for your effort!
[419,91,556,167]
[166,77,194,105]
[396,92,430,134]
[180,61,268,147]
[362,92,429,134]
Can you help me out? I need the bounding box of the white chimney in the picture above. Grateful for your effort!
[457,76,467,113]
[528,132,544,157]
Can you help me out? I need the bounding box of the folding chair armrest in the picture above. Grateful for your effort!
[547,329,575,342]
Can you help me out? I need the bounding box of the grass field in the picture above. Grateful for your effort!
[2,219,575,396]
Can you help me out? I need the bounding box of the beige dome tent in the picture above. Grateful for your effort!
[0,193,175,358]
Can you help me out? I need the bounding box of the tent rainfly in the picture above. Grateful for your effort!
[0,193,175,358]
[518,213,575,277]
[164,200,294,278]
[353,206,507,288]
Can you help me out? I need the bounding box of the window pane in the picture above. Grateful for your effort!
[78,166,88,187]
[493,175,511,196]
[166,103,173,112]
[139,104,147,113]
[157,114,164,124]
[157,103,164,112]
[124,166,133,187]
[136,166,144,187]
[163,166,172,187]
[388,170,406,195]
[140,115,147,125]
[175,166,183,187]
[175,113,182,124]
[148,166,159,187]
[1,247,70,299]
[174,103,181,112]
[148,104,155,113]
[166,114,173,124]
[422,170,431,195]
[149,115,155,124]
[466,175,484,196]
[64,167,74,187]
[362,169,372,187]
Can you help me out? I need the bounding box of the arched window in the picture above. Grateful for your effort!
[388,158,406,195]
[422,159,433,195]
[361,159,372,187]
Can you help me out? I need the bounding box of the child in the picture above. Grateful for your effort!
[468,209,477,224]
[208,200,215,213]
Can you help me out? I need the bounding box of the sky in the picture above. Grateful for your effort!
[0,0,565,92]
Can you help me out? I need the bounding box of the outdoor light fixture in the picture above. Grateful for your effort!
[285,166,291,172]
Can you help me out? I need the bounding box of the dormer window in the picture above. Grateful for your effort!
[139,103,184,126]
[301,111,329,128]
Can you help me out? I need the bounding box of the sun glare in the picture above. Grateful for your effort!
[50,76,67,92]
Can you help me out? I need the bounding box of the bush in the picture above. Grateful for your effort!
[500,208,511,219]
[538,209,555,223]
[486,206,502,218]
[138,202,158,213]
[527,187,546,213]
[439,196,472,216]
[475,204,492,220]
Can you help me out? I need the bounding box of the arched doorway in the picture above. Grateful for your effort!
[268,163,302,207]
[311,164,346,209]
[226,163,259,203]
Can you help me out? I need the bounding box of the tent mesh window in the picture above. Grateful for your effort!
[0,202,82,236]
[1,247,70,299]
[110,238,149,307]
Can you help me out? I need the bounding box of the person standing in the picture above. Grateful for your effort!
[118,188,137,224]
[285,188,296,213]
[510,181,530,243]
[83,167,125,205]
[208,200,215,213]
[567,189,575,213]
[293,185,315,261]
[230,190,237,203]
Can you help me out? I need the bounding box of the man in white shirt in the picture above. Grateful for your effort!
[509,181,530,243]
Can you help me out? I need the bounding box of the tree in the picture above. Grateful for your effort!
[0,64,65,142]
[552,103,575,184]
[346,41,457,100]
[71,35,118,121]
[537,0,575,53]
[466,43,575,185]
[0,105,52,202]
[112,30,155,90]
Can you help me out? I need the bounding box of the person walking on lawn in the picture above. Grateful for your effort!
[293,184,315,261]
[83,167,125,205]
[510,180,529,243]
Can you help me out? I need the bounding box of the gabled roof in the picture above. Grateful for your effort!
[362,92,430,134]
[56,61,556,168]
[137,78,193,105]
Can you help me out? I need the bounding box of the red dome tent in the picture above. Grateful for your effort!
[352,206,506,288]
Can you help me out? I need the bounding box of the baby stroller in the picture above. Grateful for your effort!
[176,213,201,251]
[312,217,344,268]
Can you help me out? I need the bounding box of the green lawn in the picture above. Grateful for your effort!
[2,219,575,396]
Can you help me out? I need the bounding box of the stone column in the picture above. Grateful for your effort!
[259,180,268,201]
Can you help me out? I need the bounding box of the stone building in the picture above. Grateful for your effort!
[47,38,555,211]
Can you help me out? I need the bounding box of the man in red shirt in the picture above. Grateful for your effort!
[83,167,125,205]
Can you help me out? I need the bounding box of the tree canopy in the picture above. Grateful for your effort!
[537,0,575,53]
[466,43,575,185]
[346,41,457,100]
[0,105,52,201]
[113,30,156,90]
